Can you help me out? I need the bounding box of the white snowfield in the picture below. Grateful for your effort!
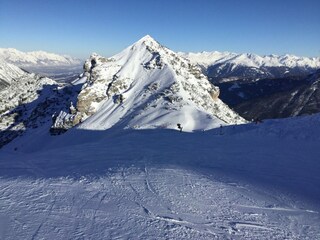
[0,114,320,239]
[71,35,244,132]
[180,51,320,69]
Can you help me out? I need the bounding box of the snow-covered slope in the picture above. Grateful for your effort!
[0,48,82,68]
[0,59,27,90]
[1,113,320,239]
[0,59,66,147]
[181,51,320,82]
[53,35,245,133]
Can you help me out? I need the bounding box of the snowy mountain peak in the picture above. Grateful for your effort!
[138,34,155,41]
[132,35,162,51]
[53,36,245,132]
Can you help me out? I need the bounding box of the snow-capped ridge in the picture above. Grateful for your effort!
[0,48,83,68]
[182,51,320,68]
[181,50,320,82]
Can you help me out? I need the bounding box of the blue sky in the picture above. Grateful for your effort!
[0,0,319,59]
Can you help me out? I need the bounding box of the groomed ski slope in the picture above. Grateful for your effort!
[0,115,320,239]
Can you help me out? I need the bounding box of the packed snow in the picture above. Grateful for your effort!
[1,114,320,239]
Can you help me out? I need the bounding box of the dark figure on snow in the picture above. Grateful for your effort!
[177,123,183,132]
[119,94,124,104]
[254,118,262,124]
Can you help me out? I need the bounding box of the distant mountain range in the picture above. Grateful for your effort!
[0,48,83,68]
[181,51,320,82]
[0,48,84,80]
[180,50,320,120]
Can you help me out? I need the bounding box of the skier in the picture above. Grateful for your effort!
[119,94,124,104]
[255,118,262,124]
[177,123,183,132]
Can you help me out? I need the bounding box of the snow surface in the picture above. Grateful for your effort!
[1,114,320,239]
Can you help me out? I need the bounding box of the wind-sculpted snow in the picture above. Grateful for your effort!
[0,115,320,239]
[53,35,244,132]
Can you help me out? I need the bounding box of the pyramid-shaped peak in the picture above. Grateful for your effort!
[135,34,160,47]
[139,34,156,41]
[57,34,246,133]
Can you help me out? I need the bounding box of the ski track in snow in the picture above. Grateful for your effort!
[0,167,319,239]
[1,118,320,239]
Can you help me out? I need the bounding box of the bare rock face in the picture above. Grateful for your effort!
[76,89,104,115]
[50,111,75,135]
[210,86,220,100]
[74,54,112,122]
[72,112,83,125]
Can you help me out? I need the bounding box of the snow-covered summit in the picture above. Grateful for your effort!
[53,35,244,132]
[0,48,83,68]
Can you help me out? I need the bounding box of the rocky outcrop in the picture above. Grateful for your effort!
[210,87,220,100]
[50,111,75,135]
